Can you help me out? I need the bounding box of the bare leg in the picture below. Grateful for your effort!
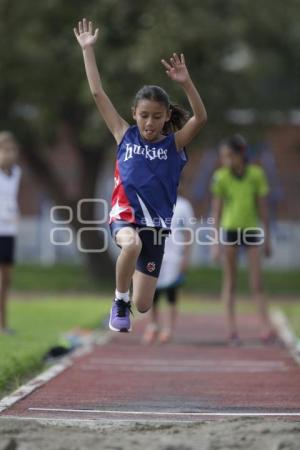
[159,305,178,343]
[169,304,178,332]
[0,265,12,331]
[151,293,160,324]
[115,227,142,293]
[132,270,158,313]
[159,287,178,343]
[142,291,160,344]
[222,245,238,337]
[247,246,274,335]
[166,287,178,332]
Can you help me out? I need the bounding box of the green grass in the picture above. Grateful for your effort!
[279,304,300,338]
[186,267,300,296]
[11,264,300,296]
[11,264,106,292]
[0,296,110,396]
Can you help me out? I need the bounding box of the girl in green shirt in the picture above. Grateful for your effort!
[211,135,276,345]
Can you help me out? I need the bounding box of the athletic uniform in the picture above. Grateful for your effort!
[109,125,187,332]
[154,196,194,305]
[109,125,187,278]
[0,165,21,264]
[211,164,269,245]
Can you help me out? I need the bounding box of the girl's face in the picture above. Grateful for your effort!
[219,145,232,168]
[230,151,244,170]
[0,142,18,169]
[132,99,171,142]
[219,145,244,170]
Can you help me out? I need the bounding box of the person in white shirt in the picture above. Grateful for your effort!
[0,132,22,334]
[142,193,194,343]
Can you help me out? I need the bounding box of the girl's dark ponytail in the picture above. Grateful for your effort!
[163,103,190,134]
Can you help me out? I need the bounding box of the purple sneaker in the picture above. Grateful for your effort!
[109,299,132,332]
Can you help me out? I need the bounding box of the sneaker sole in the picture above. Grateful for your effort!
[109,321,132,333]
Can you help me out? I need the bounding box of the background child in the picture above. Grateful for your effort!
[211,135,275,344]
[142,191,194,344]
[0,131,22,335]
[74,18,207,332]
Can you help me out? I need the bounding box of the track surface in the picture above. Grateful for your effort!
[1,314,300,422]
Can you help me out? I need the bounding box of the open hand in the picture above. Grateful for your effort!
[74,18,99,49]
[161,53,191,84]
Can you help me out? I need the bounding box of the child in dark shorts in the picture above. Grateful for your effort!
[0,132,21,334]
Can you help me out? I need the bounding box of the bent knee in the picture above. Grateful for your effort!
[122,242,142,258]
[134,296,153,313]
[119,233,142,254]
[136,305,151,314]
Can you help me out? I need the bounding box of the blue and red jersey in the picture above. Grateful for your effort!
[109,125,187,229]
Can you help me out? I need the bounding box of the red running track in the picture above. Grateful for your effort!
[1,314,300,423]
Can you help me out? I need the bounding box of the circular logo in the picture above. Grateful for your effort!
[146,262,156,273]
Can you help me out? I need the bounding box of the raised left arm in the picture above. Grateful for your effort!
[161,53,207,150]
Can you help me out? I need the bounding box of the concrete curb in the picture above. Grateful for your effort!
[271,309,300,365]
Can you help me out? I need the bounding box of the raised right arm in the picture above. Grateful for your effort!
[74,19,129,144]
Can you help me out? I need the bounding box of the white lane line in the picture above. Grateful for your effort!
[0,415,196,424]
[83,358,288,373]
[87,358,288,369]
[80,365,287,373]
[28,408,300,417]
[0,332,111,414]
[271,309,300,365]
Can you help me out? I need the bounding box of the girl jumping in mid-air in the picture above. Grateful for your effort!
[74,18,207,332]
